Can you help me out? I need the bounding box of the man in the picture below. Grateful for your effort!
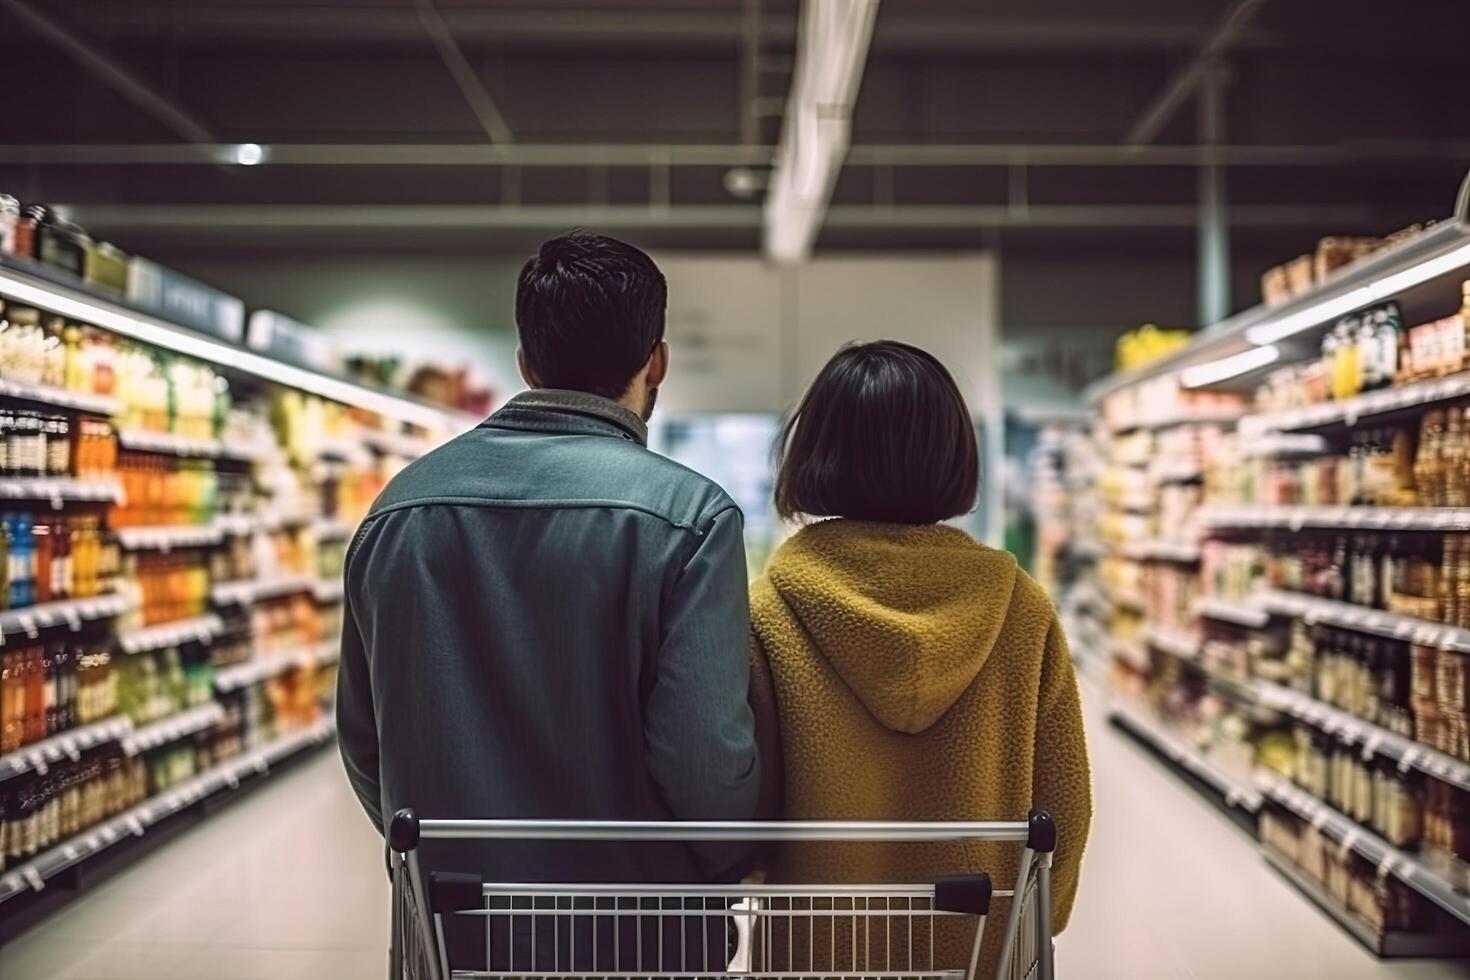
[336,231,760,969]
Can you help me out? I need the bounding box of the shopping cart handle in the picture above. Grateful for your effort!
[389,808,420,852]
[1027,809,1057,853]
[935,873,992,916]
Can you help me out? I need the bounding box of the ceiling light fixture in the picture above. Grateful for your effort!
[1180,344,1281,388]
[233,143,265,166]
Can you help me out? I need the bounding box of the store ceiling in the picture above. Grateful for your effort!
[1,0,1467,258]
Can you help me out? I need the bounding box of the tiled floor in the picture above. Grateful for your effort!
[5,682,1470,979]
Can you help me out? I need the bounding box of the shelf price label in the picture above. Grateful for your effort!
[22,867,45,892]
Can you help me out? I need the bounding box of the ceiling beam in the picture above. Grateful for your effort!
[0,0,216,146]
[413,0,513,144]
[1125,0,1270,146]
[4,141,1467,168]
[56,202,1384,234]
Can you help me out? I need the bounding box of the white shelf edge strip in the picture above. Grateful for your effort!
[1198,505,1470,532]
[0,477,124,502]
[0,716,134,780]
[121,703,226,756]
[211,574,319,606]
[1259,847,1385,952]
[1257,772,1470,928]
[1110,701,1262,810]
[0,594,132,637]
[1254,680,1470,793]
[213,641,340,692]
[116,524,225,550]
[1244,369,1470,436]
[0,267,474,431]
[0,720,335,904]
[0,377,120,416]
[1192,595,1271,628]
[1257,589,1470,650]
[117,614,224,654]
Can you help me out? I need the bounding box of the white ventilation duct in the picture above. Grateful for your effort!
[763,0,879,264]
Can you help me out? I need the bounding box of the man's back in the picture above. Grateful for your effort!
[336,390,760,883]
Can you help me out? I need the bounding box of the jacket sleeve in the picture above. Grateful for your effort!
[336,545,384,833]
[645,506,761,867]
[748,633,784,820]
[1032,617,1093,932]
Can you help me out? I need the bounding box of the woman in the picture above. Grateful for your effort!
[748,340,1092,973]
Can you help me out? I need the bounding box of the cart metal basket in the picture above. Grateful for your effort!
[387,809,1057,980]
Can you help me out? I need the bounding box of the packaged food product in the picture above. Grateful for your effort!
[1286,254,1315,297]
[1314,236,1381,282]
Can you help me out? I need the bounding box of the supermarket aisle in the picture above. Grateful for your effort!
[5,686,1470,979]
[0,750,388,980]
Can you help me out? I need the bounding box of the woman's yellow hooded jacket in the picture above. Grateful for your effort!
[749,519,1092,967]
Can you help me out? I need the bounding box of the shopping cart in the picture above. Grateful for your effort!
[387,809,1057,980]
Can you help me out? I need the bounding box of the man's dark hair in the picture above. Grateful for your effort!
[774,340,979,524]
[515,231,668,400]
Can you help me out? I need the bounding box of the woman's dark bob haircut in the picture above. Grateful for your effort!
[774,340,979,524]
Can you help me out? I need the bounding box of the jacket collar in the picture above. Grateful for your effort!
[487,388,649,446]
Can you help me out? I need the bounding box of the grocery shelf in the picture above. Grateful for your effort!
[115,427,222,458]
[1238,433,1331,458]
[0,376,120,416]
[213,640,339,692]
[0,593,131,637]
[1192,594,1272,629]
[1149,460,1203,483]
[311,578,344,604]
[1255,588,1470,651]
[0,719,335,906]
[1254,681,1470,793]
[210,573,318,606]
[1110,701,1262,811]
[1260,848,1468,958]
[1198,505,1470,532]
[115,523,225,551]
[1106,408,1243,435]
[1143,623,1201,660]
[0,260,476,432]
[1122,538,1201,562]
[361,427,437,458]
[1256,771,1470,928]
[309,517,353,541]
[117,614,224,654]
[0,716,133,781]
[1111,587,1147,613]
[120,702,225,756]
[0,476,123,503]
[1244,369,1470,436]
[1108,637,1149,672]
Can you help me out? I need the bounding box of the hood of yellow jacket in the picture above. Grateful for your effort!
[761,519,1018,734]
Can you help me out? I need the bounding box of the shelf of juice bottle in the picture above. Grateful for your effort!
[0,715,133,782]
[120,702,226,757]
[1255,588,1470,653]
[116,613,225,655]
[0,592,132,638]
[0,377,120,418]
[0,718,336,906]
[1242,369,1470,437]
[114,427,223,459]
[1256,770,1470,928]
[1197,504,1470,532]
[0,476,124,504]
[210,572,318,607]
[1253,680,1470,794]
[213,639,340,693]
[1192,594,1272,629]
[1109,699,1263,811]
